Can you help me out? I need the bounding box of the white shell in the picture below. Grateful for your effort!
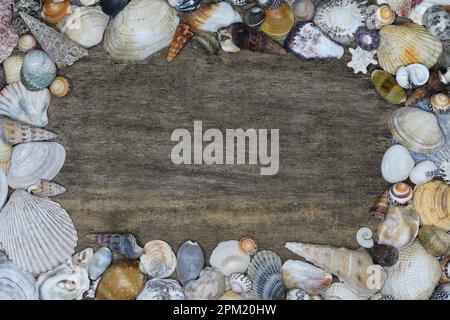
[137,279,185,300]
[409,160,439,185]
[185,267,226,300]
[3,55,24,84]
[103,0,179,60]
[0,261,37,300]
[356,227,374,248]
[88,247,112,280]
[139,240,176,279]
[8,142,66,190]
[0,169,8,211]
[66,248,93,270]
[28,180,68,197]
[381,144,415,183]
[0,190,78,274]
[440,159,450,184]
[347,46,377,74]
[396,63,430,89]
[286,288,313,300]
[0,82,51,127]
[209,240,251,276]
[381,241,441,300]
[36,265,89,300]
[322,283,366,300]
[183,2,242,33]
[57,6,109,49]
[282,260,332,294]
[228,273,252,294]
[21,50,57,92]
[408,2,434,25]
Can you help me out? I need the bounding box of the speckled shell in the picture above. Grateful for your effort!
[355,27,380,51]
[282,260,332,295]
[184,267,226,300]
[413,181,450,231]
[368,244,399,268]
[418,225,450,257]
[322,282,366,300]
[0,117,56,145]
[228,273,252,294]
[261,3,295,38]
[176,240,204,285]
[423,5,450,41]
[18,34,37,53]
[409,160,438,185]
[431,283,450,300]
[292,0,315,21]
[0,25,18,64]
[210,240,251,276]
[3,55,24,84]
[21,50,57,91]
[86,233,143,259]
[371,70,406,105]
[380,144,415,184]
[50,76,72,98]
[137,279,185,300]
[36,265,89,300]
[88,247,112,280]
[191,31,221,56]
[247,251,285,300]
[139,240,176,279]
[0,261,37,300]
[42,0,72,24]
[28,180,67,197]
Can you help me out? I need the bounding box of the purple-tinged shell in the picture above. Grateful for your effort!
[355,27,380,51]
[86,233,144,259]
[0,25,18,63]
[0,0,13,25]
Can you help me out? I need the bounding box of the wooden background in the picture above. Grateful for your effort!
[48,45,392,259]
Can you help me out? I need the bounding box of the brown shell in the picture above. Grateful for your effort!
[42,0,72,25]
[368,244,399,268]
[413,181,450,231]
[181,3,221,33]
[261,3,294,38]
[239,236,259,255]
[370,190,389,219]
[405,70,448,107]
[440,256,450,284]
[167,24,194,63]
[50,76,72,98]
[418,225,450,257]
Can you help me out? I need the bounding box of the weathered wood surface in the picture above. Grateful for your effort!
[48,45,392,259]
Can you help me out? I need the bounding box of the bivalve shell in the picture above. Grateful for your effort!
[282,260,332,295]
[418,225,450,257]
[409,160,439,185]
[137,279,185,300]
[413,181,450,231]
[0,261,37,300]
[209,240,251,276]
[381,144,415,184]
[322,282,366,300]
[176,240,204,285]
[139,240,176,279]
[247,251,285,300]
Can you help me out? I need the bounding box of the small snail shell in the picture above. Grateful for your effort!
[42,0,72,25]
[50,76,72,97]
[430,93,450,114]
[376,5,395,27]
[388,182,413,205]
[239,236,258,255]
[356,227,374,248]
[18,34,37,53]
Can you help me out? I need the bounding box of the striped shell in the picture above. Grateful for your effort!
[139,240,176,279]
[28,180,67,197]
[388,182,413,205]
[431,284,450,300]
[413,181,450,231]
[0,117,57,145]
[0,261,37,300]
[228,273,252,294]
[86,233,143,259]
[247,251,285,300]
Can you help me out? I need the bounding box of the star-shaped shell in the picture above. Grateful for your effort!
[347,46,378,74]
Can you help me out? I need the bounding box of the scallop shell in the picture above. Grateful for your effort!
[50,76,72,98]
[36,265,89,300]
[18,34,37,53]
[396,63,430,89]
[388,182,413,205]
[0,261,37,300]
[239,236,258,255]
[0,190,78,274]
[282,260,332,295]
[88,247,112,280]
[381,144,415,184]
[0,82,51,127]
[176,240,204,285]
[321,283,366,300]
[377,23,443,74]
[368,244,399,268]
[139,240,176,279]
[21,50,57,91]
[86,233,143,259]
[413,181,450,230]
[184,267,226,300]
[418,225,450,257]
[423,5,450,41]
[261,3,295,38]
[0,117,56,145]
[42,0,72,24]
[3,55,24,84]
[409,160,438,185]
[389,107,444,154]
[431,283,450,300]
[0,163,8,210]
[381,241,441,300]
[28,180,67,197]
[371,69,406,104]
[7,142,66,190]
[377,205,420,249]
[137,279,185,300]
[209,240,251,276]
[103,0,179,61]
[247,251,285,300]
[57,6,109,48]
[228,273,252,294]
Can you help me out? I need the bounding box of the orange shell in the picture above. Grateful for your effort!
[42,0,72,25]
[50,76,72,98]
[167,24,194,63]
[181,3,221,33]
[261,3,294,38]
[239,236,258,255]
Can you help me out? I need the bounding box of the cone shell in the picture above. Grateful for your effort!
[176,240,204,285]
[261,3,294,38]
[209,240,251,276]
[86,233,143,259]
[381,241,441,300]
[0,261,37,300]
[0,117,57,145]
[184,267,226,300]
[139,240,176,279]
[0,190,78,274]
[378,23,443,74]
[28,180,67,197]
[282,260,332,295]
[3,55,24,84]
[18,34,37,53]
[104,0,179,61]
[42,0,72,24]
[418,225,450,257]
[413,181,450,231]
[21,50,57,91]
[166,24,193,63]
[137,279,185,300]
[247,251,285,300]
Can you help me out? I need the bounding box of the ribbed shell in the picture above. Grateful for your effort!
[104,0,179,60]
[137,279,185,300]
[381,241,441,300]
[0,169,8,210]
[228,273,252,294]
[322,283,366,300]
[21,50,56,91]
[413,181,450,231]
[86,233,143,259]
[0,261,37,300]
[0,190,78,274]
[139,240,176,279]
[176,240,204,285]
[0,117,56,145]
[378,23,443,74]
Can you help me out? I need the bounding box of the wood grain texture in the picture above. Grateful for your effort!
[47,45,392,260]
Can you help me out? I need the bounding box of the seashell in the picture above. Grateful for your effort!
[167,24,194,63]
[137,279,185,300]
[423,5,450,41]
[371,70,406,104]
[0,190,78,274]
[86,233,143,259]
[209,240,251,276]
[0,25,18,64]
[370,293,396,300]
[7,142,65,189]
[431,283,450,300]
[72,0,101,5]
[100,0,129,16]
[104,0,179,61]
[284,22,344,60]
[243,7,265,28]
[185,267,226,300]
[430,93,450,114]
[88,247,112,280]
[247,250,285,300]
[413,181,450,230]
[139,240,176,279]
[441,159,450,184]
[0,117,56,145]
[377,23,443,75]
[381,241,441,300]
[439,44,450,68]
[42,0,72,24]
[21,50,57,91]
[18,34,37,53]
[285,242,386,297]
[36,265,89,300]
[50,75,72,98]
[0,139,12,174]
[83,278,100,300]
[356,227,374,248]
[218,23,287,56]
[405,69,449,107]
[375,4,396,26]
[355,27,380,51]
[239,236,258,255]
[66,248,93,270]
[13,0,42,16]
[313,0,367,45]
[0,67,5,91]
[368,244,399,267]
[380,144,415,184]
[20,12,89,68]
[28,180,66,197]
[57,6,109,48]
[191,31,221,56]
[227,0,247,6]
[261,3,294,38]
[292,0,315,21]
[377,0,416,17]
[418,225,450,257]
[388,182,413,205]
[176,240,204,285]
[322,283,366,300]
[281,260,332,295]
[370,190,390,218]
[3,55,24,84]
[0,261,37,300]
[409,160,439,185]
[389,107,444,154]
[219,290,247,300]
[347,46,377,74]
[0,0,13,25]
[181,2,242,33]
[96,261,146,300]
[377,205,420,249]
[396,64,430,90]
[440,256,450,283]
[257,0,281,10]
[285,288,312,300]
[168,0,201,12]
[408,2,433,25]
[228,273,252,294]
[0,249,7,262]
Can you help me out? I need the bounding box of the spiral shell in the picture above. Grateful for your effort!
[0,261,37,300]
[21,50,57,91]
[388,182,413,205]
[430,93,450,114]
[42,0,72,24]
[228,273,252,294]
[50,76,72,98]
[139,240,176,279]
[239,236,258,255]
[18,34,37,53]
[86,233,143,259]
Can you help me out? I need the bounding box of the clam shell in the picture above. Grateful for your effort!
[282,260,332,295]
[0,82,51,127]
[413,181,450,231]
[0,190,78,274]
[261,3,295,38]
[137,279,185,300]
[139,240,176,279]
[247,251,285,300]
[28,180,67,197]
[184,267,226,300]
[8,142,66,190]
[103,0,179,61]
[176,240,204,285]
[36,265,89,300]
[88,247,112,280]
[418,225,450,257]
[381,241,441,300]
[209,240,251,276]
[86,233,143,259]
[228,273,252,294]
[322,283,366,300]
[3,55,24,84]
[0,261,37,300]
[368,244,399,268]
[395,63,430,89]
[21,50,57,91]
[0,117,57,145]
[409,160,438,185]
[380,144,415,184]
